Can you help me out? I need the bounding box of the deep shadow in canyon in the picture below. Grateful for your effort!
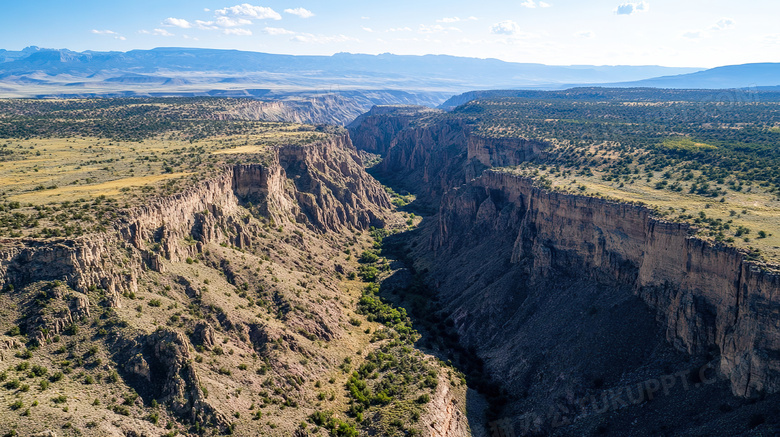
[354,111,780,436]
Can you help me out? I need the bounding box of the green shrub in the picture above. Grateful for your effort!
[30,365,48,377]
[359,250,379,264]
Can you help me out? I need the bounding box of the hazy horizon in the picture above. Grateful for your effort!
[2,1,777,68]
[1,45,713,69]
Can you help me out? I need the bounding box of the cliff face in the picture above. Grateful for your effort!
[433,170,780,398]
[369,118,472,200]
[349,110,780,433]
[350,110,548,202]
[0,132,390,302]
[466,136,548,169]
[346,105,441,155]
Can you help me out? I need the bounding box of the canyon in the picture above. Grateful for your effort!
[1,97,779,435]
[0,129,471,436]
[350,106,780,435]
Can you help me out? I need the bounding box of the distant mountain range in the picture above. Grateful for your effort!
[0,47,701,99]
[590,63,780,89]
[1,46,778,119]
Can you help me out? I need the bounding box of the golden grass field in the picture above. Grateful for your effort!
[0,123,330,237]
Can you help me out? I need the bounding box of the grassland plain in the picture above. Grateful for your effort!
[0,98,330,238]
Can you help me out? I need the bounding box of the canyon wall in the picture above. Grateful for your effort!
[350,109,548,201]
[434,170,780,398]
[347,105,442,155]
[0,133,390,297]
[466,136,548,169]
[350,109,780,403]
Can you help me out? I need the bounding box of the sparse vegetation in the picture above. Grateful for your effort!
[0,98,459,436]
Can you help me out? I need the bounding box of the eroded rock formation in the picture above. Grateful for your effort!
[0,133,390,296]
[350,106,780,433]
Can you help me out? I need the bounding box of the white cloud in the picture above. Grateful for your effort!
[139,29,174,36]
[712,18,735,31]
[263,27,296,35]
[683,19,735,40]
[575,30,595,38]
[615,2,649,15]
[163,17,192,28]
[284,7,314,18]
[520,0,550,8]
[204,8,211,12]
[436,16,478,23]
[388,27,412,32]
[216,4,281,20]
[196,20,218,30]
[92,29,126,40]
[362,26,374,32]
[491,20,521,35]
[419,24,461,34]
[223,28,252,36]
[216,16,253,27]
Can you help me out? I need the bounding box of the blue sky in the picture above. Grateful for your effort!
[1,0,776,67]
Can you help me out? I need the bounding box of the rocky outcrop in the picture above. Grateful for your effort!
[235,133,391,232]
[0,133,390,297]
[421,374,472,437]
[119,329,231,430]
[191,322,217,350]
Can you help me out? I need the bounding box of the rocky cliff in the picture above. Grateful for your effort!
[433,170,780,398]
[350,110,780,434]
[0,133,397,434]
[0,133,390,297]
[349,109,548,201]
[346,105,442,155]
